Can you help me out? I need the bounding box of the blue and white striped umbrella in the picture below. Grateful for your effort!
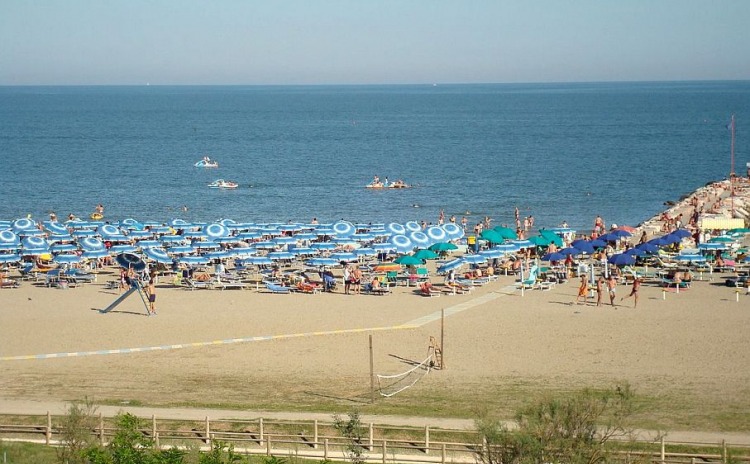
[72,229,97,238]
[386,222,407,235]
[204,250,232,260]
[389,234,414,253]
[437,258,465,273]
[193,241,221,250]
[0,254,21,263]
[426,226,448,243]
[493,243,520,253]
[120,218,144,230]
[44,221,69,234]
[675,254,706,262]
[51,243,78,253]
[314,227,335,236]
[22,236,48,250]
[332,221,356,237]
[274,236,298,245]
[698,242,728,250]
[268,251,295,261]
[237,231,263,240]
[330,251,358,262]
[167,245,196,254]
[292,232,317,241]
[18,228,45,237]
[170,219,190,228]
[245,256,273,266]
[512,240,534,249]
[311,242,336,250]
[12,218,37,232]
[372,242,396,252]
[53,253,82,264]
[213,236,241,244]
[408,231,431,248]
[80,237,105,251]
[306,257,339,267]
[254,241,277,249]
[126,230,152,239]
[354,247,377,256]
[150,226,173,235]
[160,235,186,243]
[0,243,19,251]
[82,249,110,259]
[442,223,464,239]
[0,230,19,244]
[227,248,256,258]
[205,223,230,239]
[182,230,208,239]
[98,224,121,237]
[290,247,316,255]
[136,239,162,249]
[278,223,303,232]
[479,249,504,259]
[351,233,374,241]
[179,255,209,265]
[144,247,172,264]
[109,244,138,254]
[462,254,487,264]
[48,234,74,243]
[404,221,421,232]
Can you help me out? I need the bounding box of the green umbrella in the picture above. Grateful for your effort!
[492,226,518,240]
[709,236,735,243]
[481,230,505,244]
[528,235,551,246]
[429,242,458,252]
[538,229,563,247]
[394,255,424,265]
[413,249,439,260]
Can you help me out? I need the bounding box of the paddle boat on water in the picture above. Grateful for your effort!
[195,156,219,168]
[366,179,411,189]
[208,179,239,189]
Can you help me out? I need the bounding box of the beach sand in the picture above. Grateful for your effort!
[2,179,750,432]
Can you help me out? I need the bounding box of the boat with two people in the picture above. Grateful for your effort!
[366,176,411,189]
[208,179,239,190]
[195,156,219,168]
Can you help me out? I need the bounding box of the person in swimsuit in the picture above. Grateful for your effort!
[622,277,641,308]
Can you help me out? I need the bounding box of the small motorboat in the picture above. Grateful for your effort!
[195,157,219,168]
[208,179,238,189]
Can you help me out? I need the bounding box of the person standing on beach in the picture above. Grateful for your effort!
[351,266,363,294]
[146,278,157,315]
[596,277,605,307]
[607,274,617,306]
[576,275,589,305]
[622,277,641,308]
[343,264,352,295]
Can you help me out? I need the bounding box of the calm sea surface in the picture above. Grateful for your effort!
[1,82,748,231]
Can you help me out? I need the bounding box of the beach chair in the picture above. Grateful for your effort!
[295,282,321,294]
[184,278,213,290]
[419,282,441,297]
[514,266,539,290]
[265,282,291,294]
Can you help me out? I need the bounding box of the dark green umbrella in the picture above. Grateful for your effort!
[480,230,505,244]
[429,242,458,252]
[492,226,518,240]
[394,255,424,265]
[413,249,439,260]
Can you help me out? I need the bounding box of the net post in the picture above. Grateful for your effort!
[369,334,375,403]
[441,308,445,369]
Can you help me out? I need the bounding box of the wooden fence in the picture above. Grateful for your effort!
[1,412,749,464]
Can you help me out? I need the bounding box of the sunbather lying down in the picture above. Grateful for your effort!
[194,272,211,281]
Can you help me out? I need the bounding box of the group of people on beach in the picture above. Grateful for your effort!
[577,273,641,308]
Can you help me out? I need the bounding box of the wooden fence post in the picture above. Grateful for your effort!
[660,436,665,464]
[424,425,430,454]
[382,439,387,464]
[205,416,210,447]
[313,419,319,449]
[266,435,272,456]
[259,418,264,446]
[99,413,104,445]
[441,443,446,464]
[152,415,157,445]
[369,423,374,451]
[324,438,329,460]
[45,411,51,445]
[722,440,727,464]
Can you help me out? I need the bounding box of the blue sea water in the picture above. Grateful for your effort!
[1,81,748,232]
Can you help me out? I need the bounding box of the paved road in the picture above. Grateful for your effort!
[2,398,749,446]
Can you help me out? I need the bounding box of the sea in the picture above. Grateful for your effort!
[1,81,749,232]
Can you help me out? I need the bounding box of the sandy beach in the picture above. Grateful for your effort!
[2,179,750,434]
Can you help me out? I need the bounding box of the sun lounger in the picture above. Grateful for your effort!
[184,278,213,290]
[265,282,291,294]
[213,278,246,290]
[295,282,321,294]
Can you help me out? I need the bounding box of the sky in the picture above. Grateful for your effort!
[1,0,749,85]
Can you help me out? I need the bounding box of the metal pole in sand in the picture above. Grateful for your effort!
[369,334,375,404]
[441,308,445,369]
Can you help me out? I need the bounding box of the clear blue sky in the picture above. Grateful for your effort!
[1,0,748,85]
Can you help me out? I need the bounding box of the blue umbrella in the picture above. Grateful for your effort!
[82,249,110,259]
[311,242,336,250]
[0,254,21,263]
[330,251,358,262]
[170,219,191,227]
[160,235,186,243]
[698,242,727,250]
[542,252,566,262]
[671,229,692,239]
[351,233,374,241]
[0,230,19,245]
[409,231,431,248]
[437,258,465,273]
[559,247,580,256]
[292,232,317,241]
[512,240,534,249]
[204,250,232,260]
[636,242,659,254]
[194,241,221,250]
[98,224,121,237]
[608,253,635,266]
[120,218,144,230]
[44,221,69,234]
[268,251,295,261]
[205,223,230,239]
[386,222,406,235]
[22,236,48,250]
[462,254,487,264]
[71,229,97,238]
[144,247,172,264]
[135,239,162,249]
[80,237,105,251]
[182,230,208,239]
[426,226,447,243]
[306,257,339,267]
[332,221,356,237]
[590,239,607,248]
[179,255,209,265]
[115,252,146,271]
[12,218,37,233]
[493,243,520,254]
[273,236,298,245]
[51,243,78,253]
[404,221,421,232]
[238,231,263,240]
[245,256,273,266]
[625,248,646,257]
[675,254,706,263]
[571,239,595,254]
[372,242,396,252]
[479,249,503,259]
[354,247,377,256]
[389,234,414,253]
[53,253,82,264]
[442,223,464,239]
[110,244,138,254]
[127,230,152,239]
[609,229,632,239]
[290,246,316,255]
